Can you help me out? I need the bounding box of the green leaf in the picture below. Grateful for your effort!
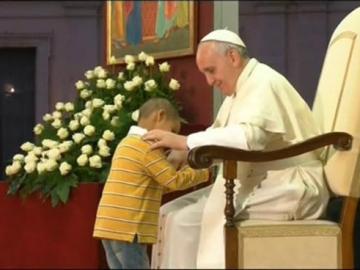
[55,175,79,204]
[56,181,71,204]
[7,173,27,195]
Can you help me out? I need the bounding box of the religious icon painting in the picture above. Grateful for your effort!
[105,1,197,65]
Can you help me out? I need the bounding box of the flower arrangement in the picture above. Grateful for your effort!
[4,52,182,206]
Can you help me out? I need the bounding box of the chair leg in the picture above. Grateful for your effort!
[225,225,238,269]
[340,197,358,269]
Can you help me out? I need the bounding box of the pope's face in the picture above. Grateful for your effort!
[196,42,240,96]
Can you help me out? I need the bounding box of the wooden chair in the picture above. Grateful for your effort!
[188,7,360,269]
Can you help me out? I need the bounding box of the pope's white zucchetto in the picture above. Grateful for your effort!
[200,29,246,48]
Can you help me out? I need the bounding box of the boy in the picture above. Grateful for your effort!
[93,98,209,269]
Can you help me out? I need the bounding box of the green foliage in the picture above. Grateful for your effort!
[5,52,181,206]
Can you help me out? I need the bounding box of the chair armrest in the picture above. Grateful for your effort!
[187,131,352,269]
[188,131,352,169]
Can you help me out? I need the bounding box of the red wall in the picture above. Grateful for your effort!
[171,2,214,127]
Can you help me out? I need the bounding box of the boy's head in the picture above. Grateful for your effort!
[137,98,181,133]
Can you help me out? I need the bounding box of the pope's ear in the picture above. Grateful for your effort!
[228,48,241,66]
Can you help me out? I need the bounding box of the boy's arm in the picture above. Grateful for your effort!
[144,148,209,191]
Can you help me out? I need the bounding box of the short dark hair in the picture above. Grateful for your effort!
[138,98,180,122]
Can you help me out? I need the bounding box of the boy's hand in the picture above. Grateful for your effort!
[167,150,189,170]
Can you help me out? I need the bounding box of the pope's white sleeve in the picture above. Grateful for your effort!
[186,123,271,150]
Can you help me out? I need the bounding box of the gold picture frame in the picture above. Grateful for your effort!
[105,1,197,65]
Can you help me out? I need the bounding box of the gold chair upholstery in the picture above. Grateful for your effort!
[188,7,360,269]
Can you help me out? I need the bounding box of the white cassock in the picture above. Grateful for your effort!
[151,58,330,269]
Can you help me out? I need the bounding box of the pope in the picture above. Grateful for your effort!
[143,29,329,269]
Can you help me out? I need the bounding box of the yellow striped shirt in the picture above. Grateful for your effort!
[93,134,209,244]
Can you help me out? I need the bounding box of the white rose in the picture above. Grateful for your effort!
[80,116,90,126]
[13,154,25,162]
[81,144,93,155]
[132,76,143,86]
[97,138,107,148]
[102,111,110,121]
[169,78,180,90]
[114,94,125,108]
[138,51,147,61]
[75,80,85,90]
[124,81,136,91]
[72,133,85,144]
[73,112,81,120]
[27,150,36,157]
[42,139,59,149]
[94,66,104,76]
[85,101,93,109]
[102,130,115,141]
[131,110,139,122]
[82,108,92,117]
[13,160,22,168]
[80,89,92,99]
[5,165,14,176]
[33,124,44,135]
[98,145,111,157]
[124,55,135,64]
[45,159,58,172]
[58,141,73,153]
[37,162,46,174]
[24,161,37,174]
[145,56,155,66]
[64,102,74,112]
[69,120,80,131]
[84,125,95,136]
[126,62,135,71]
[5,162,22,176]
[144,79,157,92]
[47,148,61,161]
[77,154,88,166]
[55,102,65,111]
[114,102,122,110]
[21,142,35,152]
[57,127,69,139]
[103,104,116,113]
[32,147,43,156]
[12,161,22,173]
[105,78,116,89]
[84,70,95,79]
[51,119,62,129]
[109,56,117,64]
[59,162,72,175]
[52,111,62,119]
[89,155,102,168]
[159,62,170,72]
[96,79,106,88]
[97,69,107,79]
[111,116,120,127]
[24,153,38,163]
[118,72,124,80]
[43,113,53,122]
[92,98,105,108]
